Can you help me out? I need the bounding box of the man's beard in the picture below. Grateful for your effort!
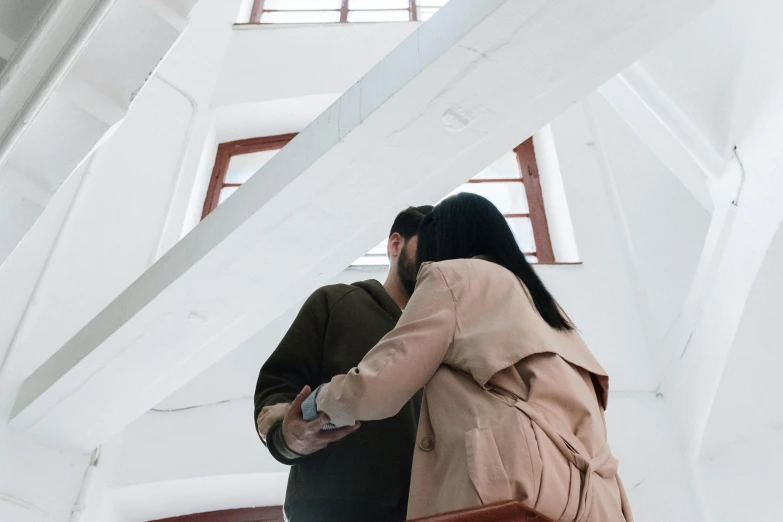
[397,243,418,297]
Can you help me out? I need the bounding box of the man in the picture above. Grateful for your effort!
[254,205,433,522]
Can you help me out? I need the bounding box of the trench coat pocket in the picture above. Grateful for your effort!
[465,427,513,505]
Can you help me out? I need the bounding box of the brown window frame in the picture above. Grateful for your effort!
[151,506,284,522]
[516,138,555,264]
[201,133,296,219]
[248,0,425,24]
[204,135,555,264]
[461,138,554,264]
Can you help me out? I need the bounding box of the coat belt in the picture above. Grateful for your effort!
[512,399,618,522]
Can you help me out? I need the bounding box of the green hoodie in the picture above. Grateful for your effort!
[254,280,421,522]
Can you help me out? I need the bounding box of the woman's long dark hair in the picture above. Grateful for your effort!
[416,192,573,331]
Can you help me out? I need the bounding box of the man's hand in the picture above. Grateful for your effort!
[257,402,290,442]
[281,385,360,455]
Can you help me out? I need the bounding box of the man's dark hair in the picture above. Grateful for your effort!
[389,205,434,239]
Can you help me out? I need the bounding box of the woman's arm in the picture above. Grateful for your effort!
[316,263,457,427]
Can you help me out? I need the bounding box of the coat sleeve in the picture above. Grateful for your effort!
[253,287,335,462]
[316,264,457,427]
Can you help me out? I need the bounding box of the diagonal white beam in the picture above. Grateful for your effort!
[599,63,725,211]
[11,0,718,452]
[0,165,52,208]
[0,31,15,61]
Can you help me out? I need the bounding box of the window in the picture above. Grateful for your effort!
[202,134,296,219]
[353,138,555,266]
[246,0,449,24]
[204,135,555,265]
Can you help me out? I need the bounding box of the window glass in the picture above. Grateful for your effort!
[507,217,536,254]
[347,10,410,22]
[224,150,280,184]
[445,183,529,216]
[264,0,341,9]
[218,186,239,205]
[415,0,448,6]
[349,0,408,9]
[352,141,547,267]
[260,10,341,23]
[471,151,521,180]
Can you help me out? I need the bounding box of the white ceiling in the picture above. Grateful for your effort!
[0,0,55,47]
[212,22,418,106]
[639,0,751,157]
[0,0,199,269]
[0,185,41,261]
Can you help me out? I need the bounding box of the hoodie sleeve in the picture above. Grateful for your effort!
[253,287,335,463]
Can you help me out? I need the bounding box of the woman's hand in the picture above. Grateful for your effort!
[282,386,361,455]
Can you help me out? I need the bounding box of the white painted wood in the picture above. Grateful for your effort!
[0,0,200,267]
[11,0,718,451]
[582,95,657,349]
[599,64,721,211]
[57,76,127,127]
[0,31,15,61]
[141,0,189,32]
[0,0,119,166]
[0,165,51,208]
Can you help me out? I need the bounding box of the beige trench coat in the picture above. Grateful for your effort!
[318,259,633,521]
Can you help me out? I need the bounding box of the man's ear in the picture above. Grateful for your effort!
[388,232,405,259]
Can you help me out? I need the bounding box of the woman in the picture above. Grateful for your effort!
[308,193,633,521]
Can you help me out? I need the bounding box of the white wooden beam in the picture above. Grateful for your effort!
[141,0,189,32]
[11,0,718,452]
[0,165,52,208]
[0,31,15,61]
[57,76,127,127]
[0,0,199,267]
[599,64,724,211]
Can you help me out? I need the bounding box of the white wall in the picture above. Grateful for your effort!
[696,221,783,522]
[0,3,240,521]
[0,0,54,44]
[546,103,658,391]
[661,0,783,463]
[212,23,418,107]
[586,94,711,342]
[104,398,287,487]
[4,0,244,377]
[639,0,751,157]
[530,102,708,520]
[0,427,89,522]
[10,77,195,378]
[0,74,196,522]
[0,155,91,522]
[606,394,706,522]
